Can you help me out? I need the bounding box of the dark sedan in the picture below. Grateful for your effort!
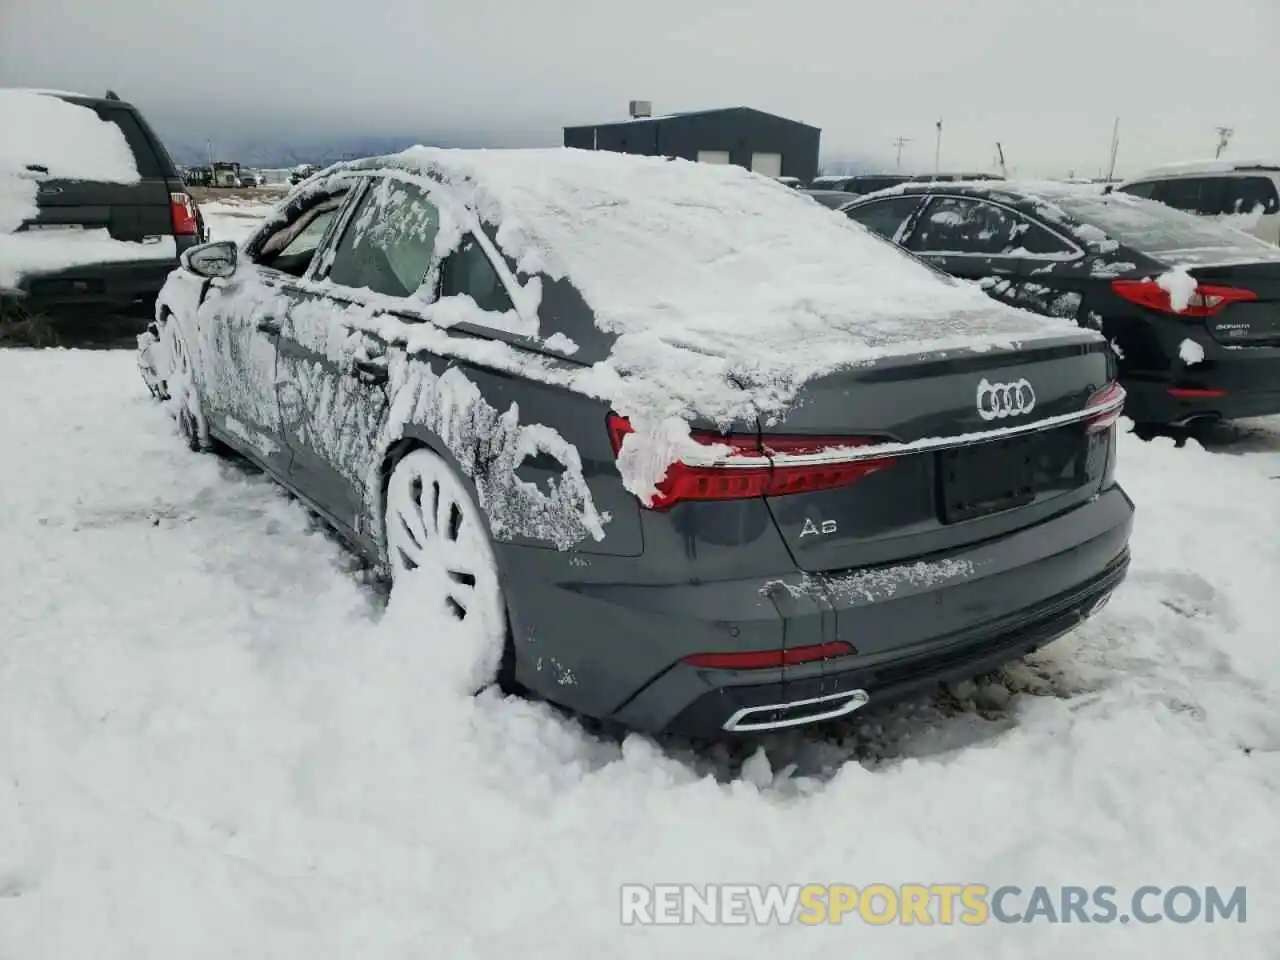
[843,182,1280,429]
[138,150,1131,738]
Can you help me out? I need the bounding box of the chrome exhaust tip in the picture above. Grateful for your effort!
[722,689,871,733]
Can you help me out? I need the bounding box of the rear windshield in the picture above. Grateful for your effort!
[1051,192,1273,254]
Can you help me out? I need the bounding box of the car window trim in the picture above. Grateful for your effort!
[906,194,1085,262]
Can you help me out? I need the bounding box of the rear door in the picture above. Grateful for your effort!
[903,196,1060,304]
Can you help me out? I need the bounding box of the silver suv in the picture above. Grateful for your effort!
[1114,162,1280,245]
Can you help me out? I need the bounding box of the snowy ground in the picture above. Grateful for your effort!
[2,203,1279,957]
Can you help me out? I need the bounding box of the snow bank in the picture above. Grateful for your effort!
[3,351,1280,958]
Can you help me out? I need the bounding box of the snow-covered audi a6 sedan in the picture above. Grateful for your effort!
[137,147,1133,737]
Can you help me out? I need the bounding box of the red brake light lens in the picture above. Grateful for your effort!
[1084,381,1125,434]
[1111,278,1256,317]
[606,414,896,509]
[170,192,199,236]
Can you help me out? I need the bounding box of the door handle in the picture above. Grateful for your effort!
[256,316,281,335]
[351,355,389,383]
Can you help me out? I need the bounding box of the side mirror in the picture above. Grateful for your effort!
[181,240,238,279]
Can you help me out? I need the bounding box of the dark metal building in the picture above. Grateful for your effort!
[564,106,821,183]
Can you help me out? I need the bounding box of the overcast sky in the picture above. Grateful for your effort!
[3,0,1278,176]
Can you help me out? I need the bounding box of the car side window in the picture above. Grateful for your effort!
[253,189,351,278]
[1150,177,1222,215]
[438,234,516,314]
[1217,176,1280,216]
[1118,181,1156,199]
[906,197,1074,257]
[844,196,923,241]
[327,178,440,298]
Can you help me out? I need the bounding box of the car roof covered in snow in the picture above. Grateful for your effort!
[329,148,1077,364]
[1121,159,1280,181]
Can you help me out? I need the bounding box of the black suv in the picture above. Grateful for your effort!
[1,90,206,335]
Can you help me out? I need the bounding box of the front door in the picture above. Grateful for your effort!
[196,268,289,475]
[276,175,442,540]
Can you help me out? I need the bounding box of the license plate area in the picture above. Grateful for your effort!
[938,427,1088,524]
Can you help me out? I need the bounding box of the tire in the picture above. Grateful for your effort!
[383,448,511,686]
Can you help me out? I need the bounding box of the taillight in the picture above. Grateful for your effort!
[683,641,855,670]
[606,414,896,509]
[1111,278,1256,317]
[170,192,199,236]
[1084,381,1125,434]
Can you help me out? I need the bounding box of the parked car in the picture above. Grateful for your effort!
[138,149,1131,737]
[803,189,860,209]
[288,164,319,185]
[843,180,1280,430]
[812,173,1005,195]
[1112,161,1280,245]
[0,89,206,331]
[810,173,914,195]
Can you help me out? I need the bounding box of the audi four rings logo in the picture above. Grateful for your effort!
[976,377,1036,420]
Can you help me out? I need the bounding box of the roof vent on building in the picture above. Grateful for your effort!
[628,100,652,119]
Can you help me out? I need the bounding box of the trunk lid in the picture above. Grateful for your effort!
[761,331,1116,573]
[1188,261,1280,347]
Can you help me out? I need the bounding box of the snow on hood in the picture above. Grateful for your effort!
[319,148,1083,428]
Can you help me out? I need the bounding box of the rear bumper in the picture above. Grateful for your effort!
[661,550,1127,737]
[1,248,188,320]
[1122,345,1280,424]
[504,485,1134,737]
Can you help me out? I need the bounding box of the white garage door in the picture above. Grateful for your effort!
[696,150,731,165]
[751,152,783,177]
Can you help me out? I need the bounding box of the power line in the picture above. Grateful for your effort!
[1214,126,1234,159]
[892,136,912,170]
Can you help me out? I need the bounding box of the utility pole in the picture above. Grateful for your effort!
[1214,126,1234,159]
[934,119,943,174]
[995,142,1008,178]
[892,136,911,170]
[1105,117,1121,182]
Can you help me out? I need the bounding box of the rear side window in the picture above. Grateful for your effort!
[92,106,166,179]
[1117,181,1156,199]
[1150,177,1222,215]
[906,197,1075,257]
[438,235,515,314]
[1218,176,1280,216]
[328,179,440,298]
[850,176,910,194]
[844,196,923,241]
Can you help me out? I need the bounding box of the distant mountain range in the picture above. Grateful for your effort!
[161,132,527,170]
